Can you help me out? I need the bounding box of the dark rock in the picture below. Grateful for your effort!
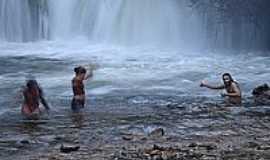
[198,143,217,150]
[140,137,147,141]
[188,142,198,148]
[257,145,270,150]
[20,139,30,144]
[252,84,270,104]
[166,103,178,108]
[252,84,270,96]
[60,144,80,153]
[144,145,181,160]
[153,144,165,151]
[204,145,216,151]
[122,135,133,141]
[54,135,64,141]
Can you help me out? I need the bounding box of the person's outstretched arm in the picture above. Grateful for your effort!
[84,69,93,80]
[39,87,50,110]
[200,80,225,90]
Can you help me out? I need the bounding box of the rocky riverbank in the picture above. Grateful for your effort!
[0,95,270,160]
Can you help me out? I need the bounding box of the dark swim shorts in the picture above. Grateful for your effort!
[71,98,85,111]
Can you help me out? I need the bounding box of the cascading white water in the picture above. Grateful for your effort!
[0,0,31,41]
[0,0,206,48]
[0,0,267,50]
[54,0,205,48]
[0,0,269,105]
[48,0,75,39]
[0,0,49,42]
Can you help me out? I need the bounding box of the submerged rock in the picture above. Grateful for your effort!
[60,144,80,153]
[20,139,30,144]
[122,135,134,141]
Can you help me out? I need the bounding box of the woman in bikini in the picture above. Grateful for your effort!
[71,66,93,111]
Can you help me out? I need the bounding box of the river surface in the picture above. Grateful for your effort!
[0,41,270,159]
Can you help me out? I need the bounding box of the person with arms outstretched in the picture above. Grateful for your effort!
[200,73,242,104]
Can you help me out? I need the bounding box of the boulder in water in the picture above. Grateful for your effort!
[252,84,270,97]
[252,84,270,104]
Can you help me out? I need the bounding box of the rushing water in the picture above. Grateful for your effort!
[0,41,269,115]
[0,41,270,159]
[0,1,270,159]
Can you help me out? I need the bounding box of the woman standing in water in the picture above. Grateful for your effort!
[21,80,50,117]
[71,66,93,111]
[200,73,242,104]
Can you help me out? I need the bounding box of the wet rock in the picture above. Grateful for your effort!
[257,145,270,150]
[122,135,134,141]
[140,137,147,141]
[252,84,270,97]
[188,142,217,151]
[149,128,165,138]
[198,143,217,150]
[245,141,260,149]
[60,144,80,153]
[20,139,30,144]
[252,84,270,104]
[143,144,180,160]
[188,142,198,148]
[121,131,146,141]
[54,135,65,141]
[165,103,178,108]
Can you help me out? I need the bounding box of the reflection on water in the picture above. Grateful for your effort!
[71,112,85,128]
[19,120,44,135]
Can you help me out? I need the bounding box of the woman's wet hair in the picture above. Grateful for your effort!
[222,73,234,81]
[26,80,38,89]
[74,66,86,75]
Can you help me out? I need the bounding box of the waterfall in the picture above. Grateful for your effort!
[58,0,205,47]
[0,0,206,48]
[0,0,268,50]
[48,0,75,39]
[0,0,49,42]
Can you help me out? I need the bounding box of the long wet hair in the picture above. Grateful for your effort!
[222,73,240,88]
[222,73,234,82]
[74,66,86,75]
[25,79,41,97]
[26,80,39,90]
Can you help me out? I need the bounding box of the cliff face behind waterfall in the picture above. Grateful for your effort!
[0,0,270,51]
